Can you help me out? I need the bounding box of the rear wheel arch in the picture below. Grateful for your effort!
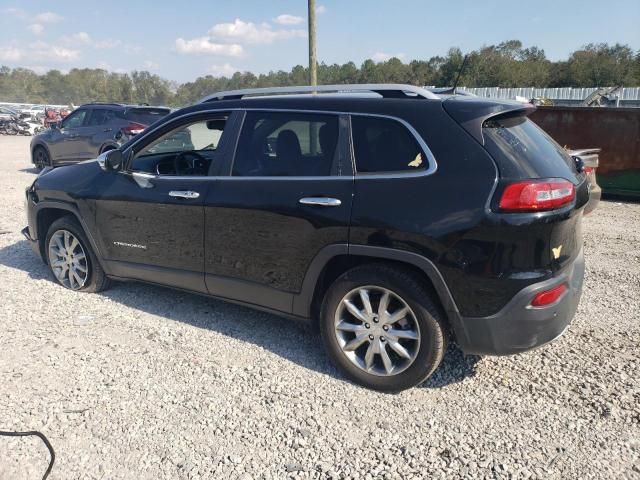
[299,245,460,334]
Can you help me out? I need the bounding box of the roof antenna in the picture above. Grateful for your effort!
[451,54,469,95]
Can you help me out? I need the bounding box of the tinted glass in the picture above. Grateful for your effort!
[351,116,425,173]
[126,108,170,126]
[233,112,339,177]
[483,116,577,180]
[61,109,87,128]
[86,109,117,126]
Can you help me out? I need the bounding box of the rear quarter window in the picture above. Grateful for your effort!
[351,116,427,174]
[483,116,578,180]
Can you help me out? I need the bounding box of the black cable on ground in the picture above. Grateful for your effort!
[0,430,55,479]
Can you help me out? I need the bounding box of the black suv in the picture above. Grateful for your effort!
[23,85,587,391]
[30,103,171,169]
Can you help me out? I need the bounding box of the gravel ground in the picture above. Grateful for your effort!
[0,135,638,479]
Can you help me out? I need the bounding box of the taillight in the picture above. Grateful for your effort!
[122,122,146,136]
[498,179,575,212]
[530,284,567,307]
[584,166,594,174]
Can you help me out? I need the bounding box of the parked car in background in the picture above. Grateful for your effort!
[569,148,601,214]
[30,103,171,169]
[0,106,19,122]
[19,105,46,121]
[23,84,589,391]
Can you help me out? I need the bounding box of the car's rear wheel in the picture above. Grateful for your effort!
[320,264,447,392]
[33,146,50,170]
[45,216,110,293]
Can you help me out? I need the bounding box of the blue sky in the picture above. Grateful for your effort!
[1,0,638,82]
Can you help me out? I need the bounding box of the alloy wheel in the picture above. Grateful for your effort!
[48,230,89,290]
[333,286,421,376]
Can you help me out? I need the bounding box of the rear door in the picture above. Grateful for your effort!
[203,110,353,313]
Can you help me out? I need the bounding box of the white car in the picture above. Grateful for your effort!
[19,105,46,120]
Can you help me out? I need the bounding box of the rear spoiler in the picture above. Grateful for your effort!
[442,97,536,145]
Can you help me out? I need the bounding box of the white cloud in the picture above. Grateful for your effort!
[27,23,44,35]
[23,65,50,74]
[4,7,27,19]
[33,12,63,23]
[96,61,111,70]
[208,19,306,45]
[372,51,406,62]
[143,60,159,71]
[208,63,238,77]
[30,41,80,62]
[175,37,243,56]
[0,46,22,62]
[273,14,304,25]
[316,5,327,14]
[124,45,143,55]
[69,32,92,45]
[62,32,121,49]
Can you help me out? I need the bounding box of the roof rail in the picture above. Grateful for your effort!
[198,84,440,103]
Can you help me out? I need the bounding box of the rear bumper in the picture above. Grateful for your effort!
[584,182,601,215]
[455,248,585,355]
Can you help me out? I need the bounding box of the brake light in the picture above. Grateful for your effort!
[122,122,146,136]
[499,179,575,212]
[530,284,567,307]
[584,166,594,174]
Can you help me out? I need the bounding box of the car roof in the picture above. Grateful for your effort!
[79,102,171,111]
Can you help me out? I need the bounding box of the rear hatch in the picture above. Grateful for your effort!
[444,97,589,272]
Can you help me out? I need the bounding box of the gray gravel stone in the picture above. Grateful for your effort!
[0,136,639,479]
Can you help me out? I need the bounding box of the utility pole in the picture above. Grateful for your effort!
[308,0,317,86]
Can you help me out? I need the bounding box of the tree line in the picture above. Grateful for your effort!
[1,41,638,107]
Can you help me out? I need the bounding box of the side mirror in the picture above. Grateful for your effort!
[50,122,59,130]
[104,149,124,171]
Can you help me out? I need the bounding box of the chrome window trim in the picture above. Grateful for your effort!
[124,107,438,181]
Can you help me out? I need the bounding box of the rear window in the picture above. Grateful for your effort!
[125,108,170,126]
[483,115,577,180]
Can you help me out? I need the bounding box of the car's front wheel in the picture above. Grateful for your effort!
[320,264,447,392]
[45,216,110,293]
[33,146,50,170]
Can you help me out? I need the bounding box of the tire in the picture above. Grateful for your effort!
[33,146,50,170]
[45,215,110,293]
[320,264,447,392]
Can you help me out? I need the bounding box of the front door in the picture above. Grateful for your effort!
[93,111,235,293]
[47,108,90,161]
[204,111,353,313]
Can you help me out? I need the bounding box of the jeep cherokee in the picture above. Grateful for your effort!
[23,84,587,391]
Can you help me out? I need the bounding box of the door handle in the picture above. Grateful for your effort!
[169,190,200,199]
[299,197,342,207]
[103,128,113,132]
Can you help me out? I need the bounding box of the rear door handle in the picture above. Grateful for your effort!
[169,190,200,199]
[299,197,341,207]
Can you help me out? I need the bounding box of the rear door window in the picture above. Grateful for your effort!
[351,116,427,173]
[125,108,170,126]
[86,109,117,126]
[233,111,339,177]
